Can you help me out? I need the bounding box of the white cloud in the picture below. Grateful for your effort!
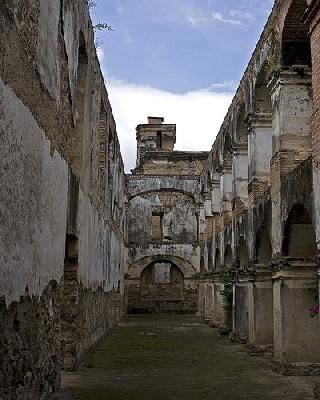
[187,8,258,28]
[187,15,208,27]
[211,12,242,25]
[209,80,237,91]
[104,77,233,172]
[229,9,255,23]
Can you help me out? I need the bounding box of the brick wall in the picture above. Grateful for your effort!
[310,8,320,163]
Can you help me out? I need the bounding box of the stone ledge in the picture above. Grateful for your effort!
[246,343,274,358]
[272,361,320,376]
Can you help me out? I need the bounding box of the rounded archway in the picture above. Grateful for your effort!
[253,66,272,114]
[281,0,311,67]
[127,255,198,314]
[140,261,184,301]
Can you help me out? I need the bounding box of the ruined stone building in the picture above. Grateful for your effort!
[126,117,208,313]
[1,0,320,399]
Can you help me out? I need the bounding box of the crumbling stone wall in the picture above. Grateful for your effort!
[0,0,126,398]
[126,119,206,313]
[198,0,320,378]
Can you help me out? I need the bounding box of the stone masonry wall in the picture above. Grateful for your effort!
[0,0,127,398]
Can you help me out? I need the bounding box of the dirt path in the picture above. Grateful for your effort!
[55,314,317,400]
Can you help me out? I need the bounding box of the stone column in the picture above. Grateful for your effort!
[204,282,214,322]
[247,112,273,204]
[247,268,274,347]
[220,164,233,226]
[233,274,249,341]
[197,281,206,318]
[232,145,248,213]
[272,260,320,374]
[213,277,232,334]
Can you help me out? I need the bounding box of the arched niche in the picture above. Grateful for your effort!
[235,106,248,145]
[281,0,311,67]
[253,66,272,114]
[223,133,233,167]
[255,226,272,265]
[282,204,317,258]
[224,245,233,269]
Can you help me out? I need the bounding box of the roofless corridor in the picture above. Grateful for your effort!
[54,315,316,400]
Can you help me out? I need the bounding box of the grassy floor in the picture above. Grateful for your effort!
[57,314,316,400]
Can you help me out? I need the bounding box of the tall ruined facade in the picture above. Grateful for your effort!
[1,0,320,399]
[0,0,126,398]
[126,117,208,313]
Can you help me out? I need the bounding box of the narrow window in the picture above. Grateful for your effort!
[151,213,163,240]
[156,131,163,149]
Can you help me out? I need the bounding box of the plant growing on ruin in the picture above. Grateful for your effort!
[87,0,113,34]
[306,281,319,318]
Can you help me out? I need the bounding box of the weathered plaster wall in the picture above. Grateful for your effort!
[0,0,127,398]
[128,191,198,243]
[0,78,68,305]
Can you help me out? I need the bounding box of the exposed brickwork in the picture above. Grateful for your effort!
[310,9,320,163]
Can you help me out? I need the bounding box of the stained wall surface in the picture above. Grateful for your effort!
[0,1,126,398]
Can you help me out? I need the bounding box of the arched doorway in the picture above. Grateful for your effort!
[127,256,197,314]
[140,261,184,301]
[281,0,311,67]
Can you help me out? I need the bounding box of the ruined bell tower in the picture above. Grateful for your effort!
[135,116,176,167]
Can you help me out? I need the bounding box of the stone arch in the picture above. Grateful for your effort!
[224,244,233,269]
[129,188,197,204]
[235,106,248,145]
[255,226,272,265]
[281,0,311,67]
[282,204,317,258]
[128,255,196,279]
[223,132,233,163]
[253,65,272,114]
[140,261,184,301]
[127,178,200,203]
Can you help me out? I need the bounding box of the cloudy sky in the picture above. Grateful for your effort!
[90,0,274,171]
